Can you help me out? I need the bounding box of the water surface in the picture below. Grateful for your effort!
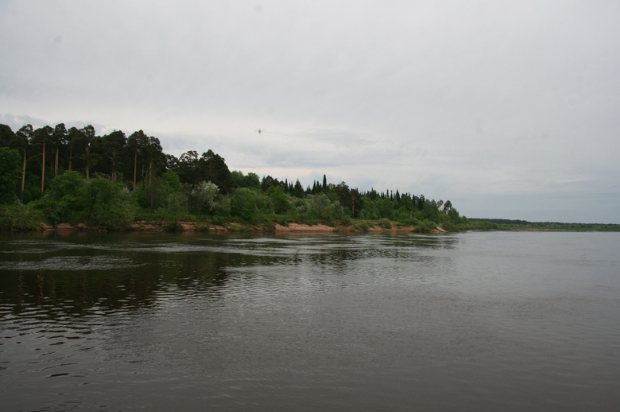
[1,231,619,411]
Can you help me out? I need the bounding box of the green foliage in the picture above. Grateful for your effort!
[421,200,439,221]
[198,150,235,194]
[231,170,245,188]
[160,170,182,191]
[293,179,305,198]
[324,216,336,227]
[211,215,226,226]
[230,170,261,190]
[0,123,16,147]
[158,191,188,223]
[359,197,379,220]
[82,175,138,228]
[399,216,417,226]
[92,184,138,229]
[272,215,289,226]
[440,221,457,232]
[415,219,436,233]
[243,172,260,189]
[0,147,21,204]
[395,207,413,224]
[34,171,87,222]
[267,185,293,214]
[32,172,137,229]
[1,120,481,232]
[190,181,219,214]
[376,198,395,220]
[298,216,318,226]
[379,218,392,229]
[231,188,260,223]
[353,220,373,232]
[0,202,44,230]
[214,195,231,218]
[305,194,338,220]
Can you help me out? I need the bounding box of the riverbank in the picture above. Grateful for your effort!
[37,220,448,234]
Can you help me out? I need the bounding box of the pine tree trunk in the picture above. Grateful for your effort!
[21,150,26,203]
[41,142,46,193]
[55,148,58,176]
[133,149,137,191]
[149,161,153,211]
[86,147,89,180]
[69,149,72,172]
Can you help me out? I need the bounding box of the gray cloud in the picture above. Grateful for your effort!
[1,0,619,223]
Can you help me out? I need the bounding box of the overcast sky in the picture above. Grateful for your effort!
[1,0,619,223]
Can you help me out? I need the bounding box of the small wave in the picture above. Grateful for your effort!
[0,256,146,271]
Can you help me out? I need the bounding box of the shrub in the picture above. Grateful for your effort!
[354,220,373,232]
[415,219,436,233]
[0,202,44,231]
[441,221,458,232]
[379,218,392,229]
[190,181,219,214]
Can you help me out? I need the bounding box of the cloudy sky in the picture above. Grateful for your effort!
[1,0,619,223]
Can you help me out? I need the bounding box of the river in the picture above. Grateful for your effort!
[1,231,619,411]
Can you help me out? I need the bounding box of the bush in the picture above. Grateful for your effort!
[0,202,44,230]
[273,215,289,226]
[354,220,373,232]
[190,181,218,214]
[379,218,392,229]
[298,217,318,226]
[157,191,188,224]
[399,216,417,226]
[29,172,138,229]
[441,221,458,232]
[415,219,436,233]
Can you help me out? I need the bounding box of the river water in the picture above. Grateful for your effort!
[0,231,619,411]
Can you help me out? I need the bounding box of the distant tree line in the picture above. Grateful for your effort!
[0,122,469,231]
[468,218,620,231]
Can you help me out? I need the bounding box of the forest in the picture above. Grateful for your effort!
[0,122,470,232]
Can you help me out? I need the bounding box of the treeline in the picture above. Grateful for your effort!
[0,122,469,232]
[468,218,620,231]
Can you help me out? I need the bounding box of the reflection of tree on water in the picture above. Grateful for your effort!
[2,268,160,318]
[0,241,294,320]
[174,247,286,295]
[0,233,460,320]
[0,253,221,319]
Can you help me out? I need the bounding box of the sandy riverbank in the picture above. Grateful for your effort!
[39,221,448,234]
